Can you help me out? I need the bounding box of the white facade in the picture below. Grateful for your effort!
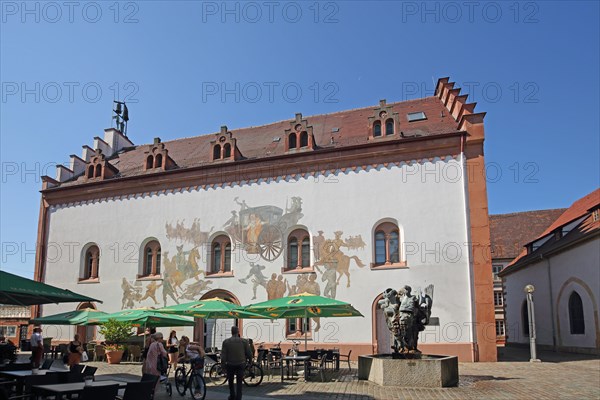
[40,157,478,353]
[503,238,600,354]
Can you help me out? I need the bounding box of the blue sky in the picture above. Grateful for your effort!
[1,1,599,277]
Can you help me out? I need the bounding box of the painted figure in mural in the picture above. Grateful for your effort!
[312,231,325,261]
[238,263,268,300]
[121,278,142,309]
[344,234,367,251]
[180,279,213,301]
[315,231,365,288]
[287,274,308,296]
[377,285,434,355]
[266,274,278,300]
[304,273,321,331]
[234,197,249,211]
[245,214,263,247]
[275,275,287,298]
[175,246,202,281]
[161,276,180,307]
[319,264,338,299]
[165,219,213,247]
[140,281,161,305]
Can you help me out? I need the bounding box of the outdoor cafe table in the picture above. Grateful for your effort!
[0,369,69,395]
[33,379,127,399]
[281,355,312,382]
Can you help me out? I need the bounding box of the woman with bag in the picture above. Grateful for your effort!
[144,332,168,383]
[167,330,179,370]
[67,334,83,366]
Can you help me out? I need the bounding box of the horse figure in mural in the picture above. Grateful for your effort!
[315,232,365,288]
[378,285,433,355]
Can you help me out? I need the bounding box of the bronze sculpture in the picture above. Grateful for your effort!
[378,285,433,356]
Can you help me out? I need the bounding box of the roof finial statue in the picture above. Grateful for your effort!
[112,100,129,135]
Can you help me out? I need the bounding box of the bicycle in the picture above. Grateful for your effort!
[174,358,207,400]
[161,361,173,396]
[208,357,264,387]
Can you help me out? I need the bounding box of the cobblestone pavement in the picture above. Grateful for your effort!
[21,348,600,399]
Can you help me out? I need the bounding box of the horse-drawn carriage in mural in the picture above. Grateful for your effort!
[225,197,304,261]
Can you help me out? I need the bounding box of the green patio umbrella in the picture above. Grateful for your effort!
[158,297,273,320]
[0,270,102,306]
[29,308,107,325]
[158,298,273,348]
[244,293,363,349]
[87,308,196,328]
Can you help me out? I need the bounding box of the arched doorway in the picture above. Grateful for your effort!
[193,290,241,350]
[372,294,391,354]
[76,302,97,343]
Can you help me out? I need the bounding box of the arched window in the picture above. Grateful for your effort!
[299,131,308,147]
[94,164,102,178]
[373,222,400,266]
[83,245,99,280]
[146,155,153,170]
[373,121,382,137]
[289,133,297,149]
[87,165,94,179]
[211,235,232,274]
[569,291,585,334]
[154,153,163,168]
[213,145,221,160]
[287,229,310,270]
[223,143,231,158]
[385,119,394,135]
[142,240,161,277]
[522,301,529,337]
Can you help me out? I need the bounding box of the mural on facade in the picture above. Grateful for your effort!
[313,231,365,290]
[225,197,304,261]
[165,218,214,246]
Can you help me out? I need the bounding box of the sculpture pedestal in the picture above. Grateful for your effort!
[358,354,458,387]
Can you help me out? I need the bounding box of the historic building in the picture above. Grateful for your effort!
[489,209,566,345]
[0,305,30,345]
[33,77,496,361]
[499,189,600,355]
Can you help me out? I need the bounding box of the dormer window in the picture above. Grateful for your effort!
[385,119,394,135]
[373,121,382,137]
[144,137,176,171]
[285,113,315,152]
[368,100,399,140]
[211,126,241,162]
[84,149,118,181]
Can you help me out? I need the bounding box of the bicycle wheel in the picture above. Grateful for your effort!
[243,363,263,387]
[174,367,187,395]
[209,362,228,385]
[190,373,207,400]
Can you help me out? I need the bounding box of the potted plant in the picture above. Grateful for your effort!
[98,319,132,364]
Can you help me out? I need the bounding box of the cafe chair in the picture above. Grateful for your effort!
[82,366,97,376]
[7,373,60,400]
[337,349,352,371]
[80,383,119,400]
[40,359,53,370]
[140,374,159,399]
[93,346,105,362]
[308,354,328,382]
[117,381,155,400]
[69,364,85,374]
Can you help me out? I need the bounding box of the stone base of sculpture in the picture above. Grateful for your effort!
[358,354,458,387]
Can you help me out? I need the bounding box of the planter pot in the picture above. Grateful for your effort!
[105,350,124,364]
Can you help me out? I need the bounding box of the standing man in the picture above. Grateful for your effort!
[30,327,44,368]
[221,326,252,400]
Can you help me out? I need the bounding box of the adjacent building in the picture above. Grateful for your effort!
[33,77,497,361]
[0,305,30,344]
[489,209,566,345]
[499,189,600,355]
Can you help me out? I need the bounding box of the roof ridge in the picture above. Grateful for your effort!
[490,208,567,218]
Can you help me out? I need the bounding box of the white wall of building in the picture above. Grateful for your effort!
[41,157,476,346]
[504,238,599,352]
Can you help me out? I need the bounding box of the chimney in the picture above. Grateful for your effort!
[104,128,134,155]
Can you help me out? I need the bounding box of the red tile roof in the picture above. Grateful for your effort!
[61,97,460,186]
[502,188,600,273]
[490,209,567,260]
